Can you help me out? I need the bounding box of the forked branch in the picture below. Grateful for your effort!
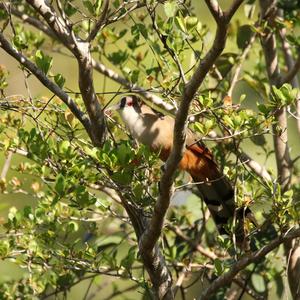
[0,32,91,134]
[138,1,245,299]
[26,0,106,145]
[199,228,300,300]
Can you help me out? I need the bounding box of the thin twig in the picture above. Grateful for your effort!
[86,0,109,42]
[0,3,56,39]
[228,33,257,97]
[198,228,300,300]
[26,0,106,145]
[280,55,300,85]
[167,224,218,260]
[101,284,138,300]
[0,151,12,179]
[0,32,91,134]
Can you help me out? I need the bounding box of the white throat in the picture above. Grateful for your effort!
[119,107,146,140]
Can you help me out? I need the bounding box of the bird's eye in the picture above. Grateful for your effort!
[127,101,133,106]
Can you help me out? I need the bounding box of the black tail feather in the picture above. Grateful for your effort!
[191,174,252,246]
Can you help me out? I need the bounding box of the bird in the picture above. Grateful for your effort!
[110,95,252,245]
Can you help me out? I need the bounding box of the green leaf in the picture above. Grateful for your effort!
[251,135,266,146]
[186,16,198,31]
[194,122,204,134]
[205,119,214,131]
[275,273,284,298]
[58,140,71,156]
[257,103,270,115]
[199,95,213,108]
[117,143,134,165]
[35,50,53,75]
[131,23,148,39]
[130,69,140,84]
[95,0,103,16]
[55,174,66,196]
[111,169,133,185]
[251,273,266,293]
[283,189,293,199]
[101,152,112,166]
[214,258,223,275]
[237,25,253,49]
[107,50,128,65]
[239,94,246,103]
[272,86,285,102]
[223,115,235,128]
[164,1,177,18]
[57,273,74,288]
[54,74,66,88]
[0,240,10,258]
[84,146,100,160]
[65,2,77,16]
[67,221,79,232]
[112,0,120,8]
[121,246,136,272]
[175,16,186,32]
[28,240,38,253]
[13,34,27,50]
[83,0,94,14]
[133,183,143,200]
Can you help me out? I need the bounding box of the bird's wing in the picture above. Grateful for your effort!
[140,105,216,164]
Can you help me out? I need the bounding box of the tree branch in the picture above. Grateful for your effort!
[227,33,256,97]
[204,0,224,23]
[3,0,273,187]
[238,152,272,182]
[232,277,265,300]
[4,2,176,114]
[259,0,292,191]
[77,43,106,146]
[280,54,300,85]
[278,12,300,300]
[26,0,106,145]
[0,32,91,134]
[92,60,176,113]
[25,0,79,55]
[199,227,300,300]
[225,0,245,21]
[279,22,300,111]
[6,0,285,187]
[0,151,12,180]
[0,3,56,39]
[286,245,300,299]
[138,1,244,298]
[259,3,300,300]
[86,0,109,42]
[279,24,300,136]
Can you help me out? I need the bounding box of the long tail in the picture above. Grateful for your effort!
[182,143,251,244]
[191,173,247,241]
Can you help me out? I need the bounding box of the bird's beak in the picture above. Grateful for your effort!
[104,103,120,117]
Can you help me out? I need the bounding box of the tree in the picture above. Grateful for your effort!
[0,0,300,299]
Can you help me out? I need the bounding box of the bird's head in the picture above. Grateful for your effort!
[119,95,141,111]
[105,95,141,116]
